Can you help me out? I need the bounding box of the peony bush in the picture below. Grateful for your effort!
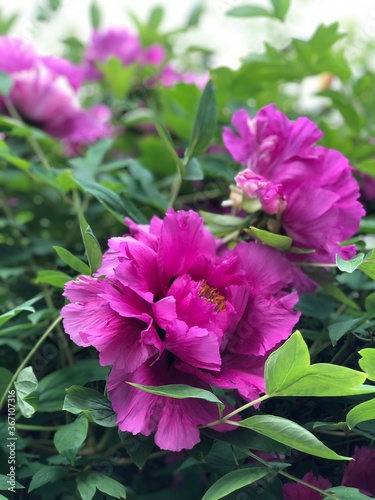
[1,1,375,499]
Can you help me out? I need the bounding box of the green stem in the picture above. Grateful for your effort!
[203,393,271,428]
[4,97,52,171]
[279,471,340,500]
[0,315,62,409]
[16,424,63,431]
[169,171,183,208]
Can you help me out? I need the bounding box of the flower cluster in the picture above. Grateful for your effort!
[62,209,300,451]
[82,27,165,81]
[223,104,365,270]
[0,37,113,149]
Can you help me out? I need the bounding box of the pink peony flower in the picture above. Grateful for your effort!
[159,64,210,89]
[223,104,365,265]
[83,28,165,81]
[61,209,300,451]
[283,471,332,500]
[342,446,375,497]
[0,36,112,144]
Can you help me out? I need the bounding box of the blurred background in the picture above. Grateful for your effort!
[1,0,374,68]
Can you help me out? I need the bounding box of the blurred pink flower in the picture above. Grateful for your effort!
[223,104,365,265]
[342,446,375,497]
[62,209,299,451]
[283,471,332,499]
[0,36,112,145]
[83,28,165,81]
[159,64,209,89]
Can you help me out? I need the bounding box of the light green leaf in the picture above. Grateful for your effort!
[185,80,217,159]
[34,270,70,289]
[356,159,375,176]
[0,294,42,327]
[77,471,126,499]
[77,209,102,274]
[185,157,204,180]
[0,474,24,490]
[89,1,101,28]
[265,332,374,397]
[236,415,350,460]
[336,253,364,273]
[271,0,291,20]
[15,367,38,418]
[359,249,375,280]
[97,58,137,98]
[358,348,375,381]
[128,383,224,417]
[227,5,273,18]
[63,386,116,427]
[0,71,13,96]
[28,465,68,492]
[200,211,248,238]
[54,416,88,464]
[248,227,292,251]
[324,486,373,499]
[201,467,270,500]
[53,246,90,275]
[346,398,375,429]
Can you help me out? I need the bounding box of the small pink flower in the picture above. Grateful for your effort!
[283,471,332,500]
[83,28,165,81]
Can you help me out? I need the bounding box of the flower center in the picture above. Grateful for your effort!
[198,281,226,312]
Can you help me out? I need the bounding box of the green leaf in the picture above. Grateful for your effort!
[54,416,88,464]
[128,383,224,417]
[38,359,109,412]
[0,474,24,490]
[265,331,374,397]
[227,5,273,18]
[148,6,164,31]
[365,292,375,315]
[0,71,13,96]
[359,249,375,280]
[89,1,101,28]
[358,348,375,381]
[97,58,137,98]
[200,212,249,238]
[63,386,117,427]
[0,368,13,401]
[76,472,126,500]
[201,467,270,500]
[336,253,364,273]
[77,209,102,274]
[271,0,291,20]
[15,366,38,418]
[236,415,349,460]
[0,294,42,327]
[248,227,292,251]
[119,431,155,470]
[185,157,204,180]
[34,270,71,289]
[324,486,373,499]
[328,319,362,346]
[28,465,68,492]
[53,246,90,275]
[355,159,375,176]
[346,398,375,429]
[75,178,147,224]
[185,80,218,159]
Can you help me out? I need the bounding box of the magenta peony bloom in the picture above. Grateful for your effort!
[283,471,332,500]
[0,36,112,144]
[342,446,375,497]
[83,28,165,81]
[223,104,365,265]
[61,209,299,451]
